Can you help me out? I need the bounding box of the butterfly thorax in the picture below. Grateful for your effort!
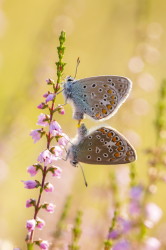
[63,76,76,100]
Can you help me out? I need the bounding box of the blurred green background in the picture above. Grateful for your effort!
[0,0,166,249]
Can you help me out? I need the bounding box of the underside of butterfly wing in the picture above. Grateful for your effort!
[75,127,136,165]
[64,76,132,121]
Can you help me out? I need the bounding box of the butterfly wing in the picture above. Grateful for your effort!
[66,76,132,121]
[75,127,136,165]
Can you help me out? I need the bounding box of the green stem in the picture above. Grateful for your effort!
[27,243,34,250]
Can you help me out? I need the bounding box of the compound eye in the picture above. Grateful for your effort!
[72,160,78,166]
[67,76,74,82]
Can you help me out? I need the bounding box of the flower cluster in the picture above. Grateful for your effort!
[22,31,67,250]
[105,167,163,250]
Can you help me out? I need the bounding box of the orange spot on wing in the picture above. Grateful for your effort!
[106,104,112,110]
[112,136,118,142]
[107,89,112,94]
[107,132,113,137]
[126,151,132,156]
[109,158,115,162]
[117,146,123,151]
[95,113,101,118]
[116,141,121,146]
[99,128,105,133]
[110,100,115,105]
[114,152,121,158]
[102,109,107,114]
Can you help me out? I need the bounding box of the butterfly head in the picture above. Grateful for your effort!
[67,145,79,167]
[63,76,76,100]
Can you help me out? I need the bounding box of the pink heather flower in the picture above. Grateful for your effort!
[143,237,161,250]
[37,113,49,127]
[51,146,63,158]
[58,133,69,147]
[46,93,55,103]
[22,180,38,189]
[37,102,46,109]
[30,129,42,143]
[49,121,62,136]
[46,78,54,85]
[108,217,131,240]
[26,199,36,208]
[130,185,143,200]
[117,217,131,234]
[38,149,53,165]
[145,202,162,227]
[27,165,38,176]
[44,182,54,192]
[113,239,131,250]
[39,240,49,250]
[58,105,65,115]
[129,200,141,216]
[26,219,36,232]
[52,166,62,178]
[36,218,45,230]
[108,230,120,239]
[44,203,55,213]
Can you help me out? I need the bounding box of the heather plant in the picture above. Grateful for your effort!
[22,31,68,250]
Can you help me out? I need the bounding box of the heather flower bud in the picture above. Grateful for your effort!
[30,129,43,143]
[50,146,63,158]
[58,133,69,147]
[37,102,47,109]
[27,165,38,176]
[26,199,36,208]
[46,78,54,85]
[22,180,39,189]
[37,113,50,127]
[36,218,45,230]
[130,185,143,201]
[44,182,54,192]
[39,240,49,250]
[46,93,55,103]
[43,203,55,213]
[50,165,62,178]
[49,121,62,136]
[26,219,36,232]
[112,239,131,250]
[58,105,65,115]
[38,149,53,165]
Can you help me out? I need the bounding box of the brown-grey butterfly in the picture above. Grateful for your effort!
[63,76,132,122]
[67,124,136,167]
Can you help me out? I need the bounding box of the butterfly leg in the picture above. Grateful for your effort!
[77,119,82,128]
[73,110,84,126]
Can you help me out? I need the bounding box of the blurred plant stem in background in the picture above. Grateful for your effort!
[50,195,72,250]
[68,211,83,250]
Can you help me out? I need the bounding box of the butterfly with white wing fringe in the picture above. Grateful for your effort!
[63,75,132,122]
[67,124,136,167]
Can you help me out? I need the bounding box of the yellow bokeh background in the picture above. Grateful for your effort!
[0,0,166,249]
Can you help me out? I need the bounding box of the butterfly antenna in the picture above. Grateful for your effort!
[78,163,88,187]
[56,88,64,95]
[74,57,80,79]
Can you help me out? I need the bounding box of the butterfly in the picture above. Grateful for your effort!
[63,75,132,122]
[67,124,136,167]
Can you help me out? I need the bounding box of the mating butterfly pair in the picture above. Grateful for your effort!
[63,75,136,166]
